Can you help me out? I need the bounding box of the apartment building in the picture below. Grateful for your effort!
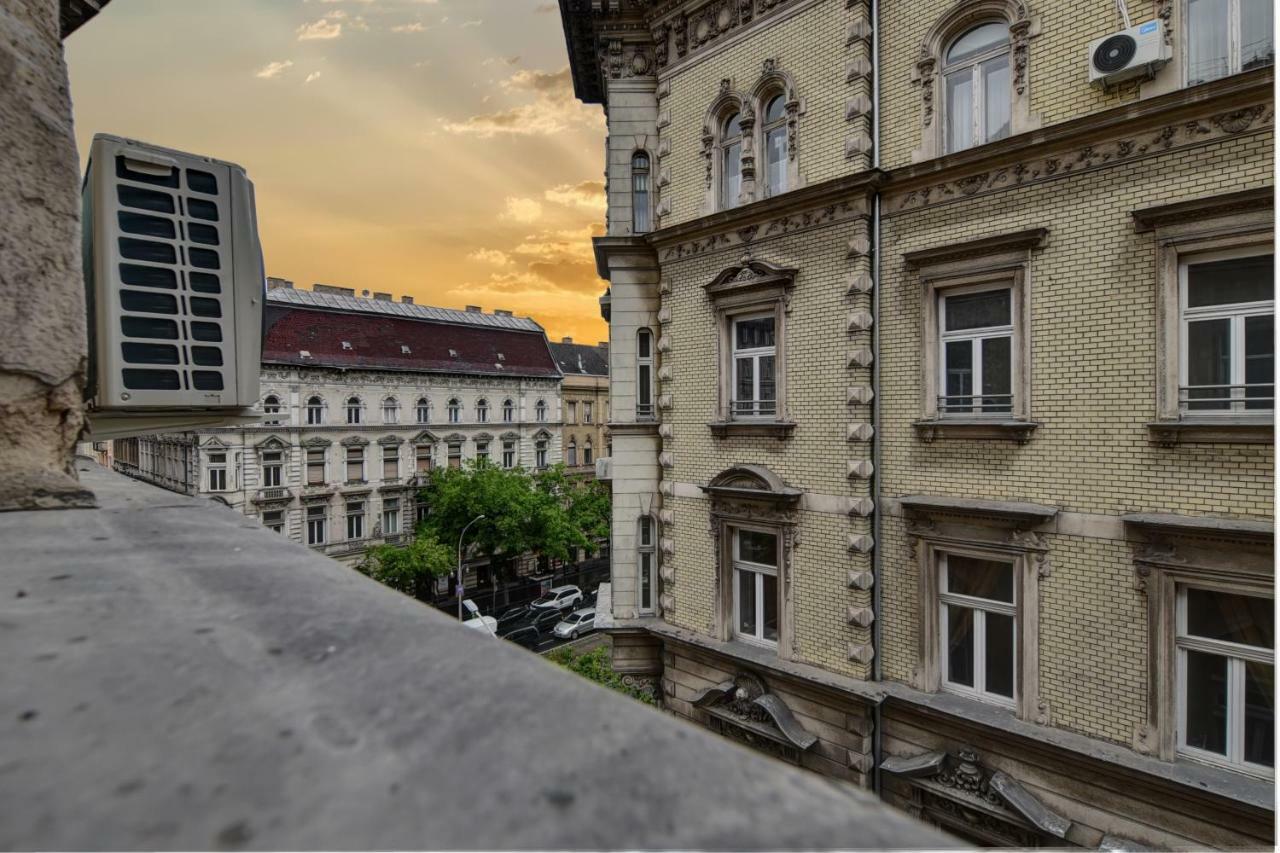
[560,0,1273,846]
[549,338,611,476]
[116,286,563,567]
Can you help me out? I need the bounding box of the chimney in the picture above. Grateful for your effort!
[266,277,294,291]
[561,336,574,344]
[361,289,371,297]
[401,296,415,305]
[597,341,609,351]
[465,305,482,313]
[494,309,512,317]
[314,284,356,296]
[373,292,392,301]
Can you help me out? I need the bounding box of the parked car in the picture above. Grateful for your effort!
[529,608,565,633]
[502,624,548,650]
[495,605,530,631]
[462,615,498,636]
[553,608,596,641]
[529,585,582,613]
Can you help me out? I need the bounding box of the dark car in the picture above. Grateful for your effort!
[529,608,564,633]
[502,625,546,650]
[496,605,531,631]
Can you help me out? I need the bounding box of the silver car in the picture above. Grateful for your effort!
[552,608,596,640]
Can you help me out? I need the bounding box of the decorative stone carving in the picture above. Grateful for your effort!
[847,386,874,405]
[847,605,875,627]
[660,200,867,262]
[847,459,874,479]
[847,642,875,664]
[846,272,874,294]
[847,310,874,332]
[690,671,818,751]
[848,533,875,554]
[848,569,875,590]
[844,132,874,159]
[844,56,873,82]
[846,234,871,257]
[658,451,674,469]
[658,423,674,439]
[845,93,872,118]
[847,422,874,442]
[848,496,875,516]
[848,347,874,368]
[846,14,873,43]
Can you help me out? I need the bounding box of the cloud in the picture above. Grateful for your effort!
[255,60,294,79]
[544,180,605,211]
[467,248,513,266]
[534,2,557,12]
[500,197,543,224]
[482,55,522,67]
[297,16,343,39]
[441,66,601,138]
[305,71,322,83]
[460,19,483,28]
[391,22,426,32]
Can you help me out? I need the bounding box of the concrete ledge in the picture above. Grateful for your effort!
[0,461,954,851]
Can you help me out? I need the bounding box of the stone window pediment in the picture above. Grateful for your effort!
[303,436,332,448]
[691,672,817,762]
[444,433,467,444]
[377,435,404,447]
[410,430,439,445]
[254,435,288,451]
[704,258,798,306]
[202,437,230,449]
[500,431,521,442]
[340,435,370,447]
[702,464,801,506]
[532,428,553,441]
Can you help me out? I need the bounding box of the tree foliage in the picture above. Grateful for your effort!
[547,645,657,705]
[358,531,453,599]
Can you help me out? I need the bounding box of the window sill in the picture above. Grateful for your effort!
[913,419,1039,444]
[708,420,796,439]
[1146,418,1274,447]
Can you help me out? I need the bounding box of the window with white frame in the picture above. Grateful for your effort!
[345,500,365,541]
[567,439,578,466]
[306,396,325,425]
[732,528,778,646]
[306,505,327,545]
[260,450,283,488]
[345,446,364,482]
[502,440,516,469]
[415,500,429,525]
[382,445,399,480]
[476,440,490,464]
[939,286,1014,416]
[502,399,515,423]
[306,448,326,485]
[262,510,284,534]
[263,395,283,426]
[535,400,547,422]
[346,397,362,425]
[1176,586,1273,771]
[720,112,744,210]
[448,398,461,424]
[416,397,431,424]
[535,438,548,469]
[382,397,399,424]
[939,553,1016,706]
[1179,249,1274,414]
[583,440,593,466]
[731,314,777,418]
[943,22,1011,154]
[476,398,489,423]
[583,402,593,424]
[638,515,657,613]
[567,401,578,424]
[382,499,401,536]
[448,442,462,469]
[632,152,651,234]
[637,329,655,420]
[762,94,788,197]
[1186,0,1274,86]
[207,452,228,492]
[415,444,433,473]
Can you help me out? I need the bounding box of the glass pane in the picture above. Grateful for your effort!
[947,605,975,687]
[946,22,1008,64]
[735,315,775,349]
[633,189,649,233]
[1186,318,1231,410]
[946,554,1014,603]
[723,113,742,139]
[765,95,786,124]
[1241,0,1275,71]
[944,340,973,409]
[945,70,973,153]
[1185,588,1273,649]
[945,288,1011,330]
[982,54,1010,142]
[638,331,651,358]
[1244,661,1274,767]
[1245,314,1274,410]
[985,612,1015,698]
[735,357,754,407]
[759,355,776,413]
[1187,255,1273,307]
[762,574,778,642]
[766,127,787,195]
[1184,649,1228,755]
[737,529,777,566]
[723,141,742,207]
[1187,0,1230,84]
[638,364,652,406]
[640,552,652,610]
[981,335,1012,412]
[737,569,757,636]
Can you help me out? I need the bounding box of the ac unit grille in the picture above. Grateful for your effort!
[1093,34,1138,73]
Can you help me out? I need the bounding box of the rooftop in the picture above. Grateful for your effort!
[0,462,957,850]
[548,340,610,377]
[267,288,543,333]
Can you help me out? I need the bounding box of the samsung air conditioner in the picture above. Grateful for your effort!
[82,134,264,440]
[1088,20,1170,86]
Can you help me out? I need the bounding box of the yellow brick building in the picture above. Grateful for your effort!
[561,0,1273,846]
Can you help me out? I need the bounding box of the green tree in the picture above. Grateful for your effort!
[547,645,657,705]
[358,530,453,600]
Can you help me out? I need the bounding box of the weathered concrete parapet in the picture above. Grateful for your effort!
[0,0,93,511]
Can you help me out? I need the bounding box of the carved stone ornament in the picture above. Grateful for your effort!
[661,199,868,262]
[703,256,798,303]
[690,671,818,751]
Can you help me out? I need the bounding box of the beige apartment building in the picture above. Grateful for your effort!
[549,338,611,476]
[561,0,1273,847]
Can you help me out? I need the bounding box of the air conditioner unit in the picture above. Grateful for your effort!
[1088,20,1170,86]
[82,134,264,440]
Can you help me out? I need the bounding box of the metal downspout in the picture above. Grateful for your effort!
[870,0,884,797]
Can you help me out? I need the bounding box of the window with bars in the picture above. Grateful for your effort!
[731,314,777,419]
[939,286,1014,416]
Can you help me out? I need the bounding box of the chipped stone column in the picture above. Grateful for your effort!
[0,0,93,510]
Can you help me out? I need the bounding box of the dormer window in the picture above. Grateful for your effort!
[721,112,744,210]
[341,341,353,350]
[401,345,412,354]
[449,349,459,358]
[632,152,651,234]
[299,350,311,359]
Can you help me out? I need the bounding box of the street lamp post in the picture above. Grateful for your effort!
[457,514,486,621]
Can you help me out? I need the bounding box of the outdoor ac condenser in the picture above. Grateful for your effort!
[83,134,264,439]
[1087,20,1170,86]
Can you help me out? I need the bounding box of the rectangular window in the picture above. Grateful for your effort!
[345,501,365,540]
[731,528,778,646]
[415,501,429,524]
[567,442,578,466]
[637,330,655,420]
[567,401,577,424]
[731,314,777,418]
[382,445,399,480]
[415,445,433,473]
[939,287,1013,416]
[583,402,593,424]
[502,440,516,469]
[306,505,327,545]
[476,441,490,464]
[1177,586,1273,771]
[535,439,548,469]
[448,443,462,469]
[939,553,1016,706]
[1187,0,1274,86]
[583,443,593,465]
[345,446,364,482]
[638,516,656,613]
[382,499,400,536]
[1179,251,1274,413]
[306,449,325,485]
[262,510,284,534]
[261,450,282,488]
[207,452,227,492]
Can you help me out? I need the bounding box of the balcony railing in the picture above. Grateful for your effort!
[253,486,293,504]
[730,398,777,419]
[1179,383,1274,414]
[635,403,655,421]
[938,394,1013,416]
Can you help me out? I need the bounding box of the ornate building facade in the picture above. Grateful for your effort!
[115,287,563,568]
[549,338,611,477]
[561,0,1273,847]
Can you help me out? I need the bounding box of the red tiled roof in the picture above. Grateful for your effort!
[262,304,561,378]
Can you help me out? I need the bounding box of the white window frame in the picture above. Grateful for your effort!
[761,93,788,198]
[535,439,548,469]
[306,396,325,426]
[502,399,515,423]
[416,398,431,424]
[262,510,284,534]
[306,505,327,546]
[1174,584,1274,774]
[382,397,399,424]
[502,440,516,469]
[632,151,651,234]
[720,112,744,211]
[345,500,365,541]
[345,397,363,425]
[583,402,593,424]
[938,283,1016,418]
[447,398,462,424]
[1177,246,1274,416]
[263,395,284,426]
[382,499,401,536]
[207,452,228,492]
[345,446,365,483]
[730,526,779,648]
[938,553,1018,709]
[476,399,489,423]
[1183,0,1275,87]
[535,400,547,422]
[306,448,326,485]
[638,515,657,614]
[261,450,283,488]
[941,23,1011,154]
[636,329,655,421]
[730,312,778,420]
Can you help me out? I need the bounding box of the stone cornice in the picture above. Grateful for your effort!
[903,228,1049,269]
[1132,187,1274,232]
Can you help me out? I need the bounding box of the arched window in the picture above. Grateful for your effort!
[306,395,325,426]
[720,112,743,209]
[382,396,399,424]
[346,396,363,425]
[476,398,489,423]
[632,152,651,234]
[583,439,593,466]
[636,328,655,420]
[762,95,788,197]
[416,397,431,424]
[447,398,461,423]
[943,22,1011,154]
[263,394,282,426]
[535,400,548,422]
[567,438,578,467]
[502,398,515,423]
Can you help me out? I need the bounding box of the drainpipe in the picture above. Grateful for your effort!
[870,0,884,798]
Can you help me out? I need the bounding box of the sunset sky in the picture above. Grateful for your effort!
[65,0,610,344]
